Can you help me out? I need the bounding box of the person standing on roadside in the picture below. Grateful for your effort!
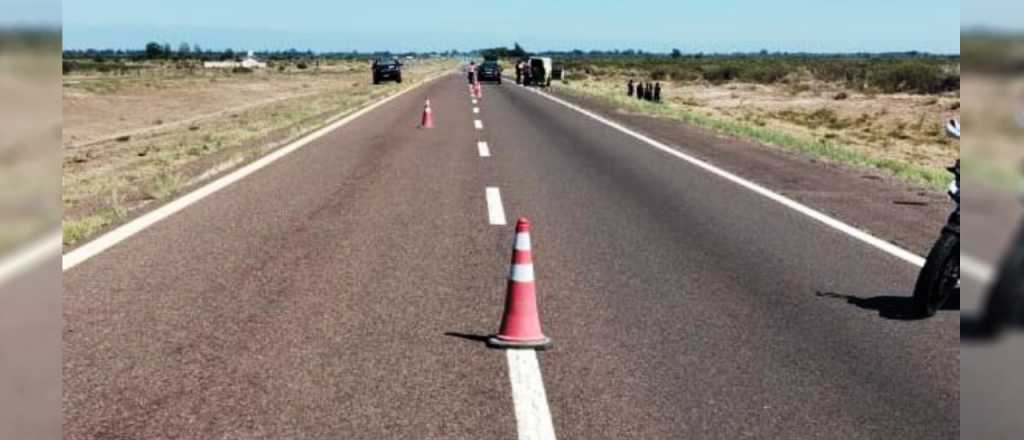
[638,82,646,101]
[654,82,662,103]
[628,79,635,97]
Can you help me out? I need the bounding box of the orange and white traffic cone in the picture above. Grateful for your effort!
[474,82,483,99]
[421,99,434,129]
[488,218,552,350]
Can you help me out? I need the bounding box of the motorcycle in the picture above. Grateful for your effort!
[912,119,960,317]
[981,161,1024,336]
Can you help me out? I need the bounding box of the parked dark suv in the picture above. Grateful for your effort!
[477,60,502,84]
[372,58,402,84]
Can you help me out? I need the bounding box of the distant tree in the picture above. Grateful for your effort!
[221,48,235,61]
[163,43,172,58]
[511,42,527,58]
[145,42,163,60]
[178,42,191,58]
[671,48,683,58]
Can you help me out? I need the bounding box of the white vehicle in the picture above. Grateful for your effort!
[524,57,553,87]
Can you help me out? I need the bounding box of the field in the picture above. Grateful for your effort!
[62,58,455,246]
[960,34,1024,187]
[552,56,960,187]
[1,50,61,254]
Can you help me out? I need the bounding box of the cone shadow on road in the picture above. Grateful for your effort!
[816,291,959,321]
[444,332,492,345]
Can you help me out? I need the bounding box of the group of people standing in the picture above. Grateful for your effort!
[628,80,661,103]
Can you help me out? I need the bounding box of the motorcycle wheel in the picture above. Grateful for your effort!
[912,232,959,318]
[982,240,1024,336]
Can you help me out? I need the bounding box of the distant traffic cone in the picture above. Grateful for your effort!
[474,83,483,99]
[488,218,552,350]
[421,99,434,129]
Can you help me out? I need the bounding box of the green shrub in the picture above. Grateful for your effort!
[701,64,739,83]
[558,56,958,94]
[868,62,951,94]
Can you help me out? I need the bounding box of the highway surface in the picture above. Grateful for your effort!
[961,186,1023,439]
[61,73,960,439]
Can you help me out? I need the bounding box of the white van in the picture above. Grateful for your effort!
[525,57,553,87]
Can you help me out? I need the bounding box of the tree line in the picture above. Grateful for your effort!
[62,42,482,62]
[62,41,958,64]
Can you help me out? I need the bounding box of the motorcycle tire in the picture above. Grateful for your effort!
[982,240,1024,336]
[912,232,959,318]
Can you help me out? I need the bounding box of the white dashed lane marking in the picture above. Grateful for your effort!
[474,120,484,130]
[486,187,507,225]
[478,142,491,158]
[507,350,558,440]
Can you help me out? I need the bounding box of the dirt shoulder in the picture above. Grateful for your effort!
[62,60,455,248]
[961,74,1024,188]
[1,54,61,254]
[545,86,954,255]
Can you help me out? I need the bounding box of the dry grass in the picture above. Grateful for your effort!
[556,72,960,186]
[961,74,1024,187]
[1,54,61,254]
[62,59,456,246]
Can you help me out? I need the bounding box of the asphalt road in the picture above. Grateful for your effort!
[960,186,1023,439]
[62,74,959,439]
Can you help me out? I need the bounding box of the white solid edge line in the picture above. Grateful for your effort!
[0,232,62,286]
[527,87,928,268]
[474,120,484,130]
[486,187,507,226]
[962,254,995,284]
[478,141,491,158]
[507,350,558,440]
[63,72,450,272]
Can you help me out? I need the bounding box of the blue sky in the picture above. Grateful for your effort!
[0,0,59,27]
[963,0,1024,31]
[63,0,961,53]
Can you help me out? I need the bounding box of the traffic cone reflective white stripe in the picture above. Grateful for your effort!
[421,99,434,129]
[488,218,552,350]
